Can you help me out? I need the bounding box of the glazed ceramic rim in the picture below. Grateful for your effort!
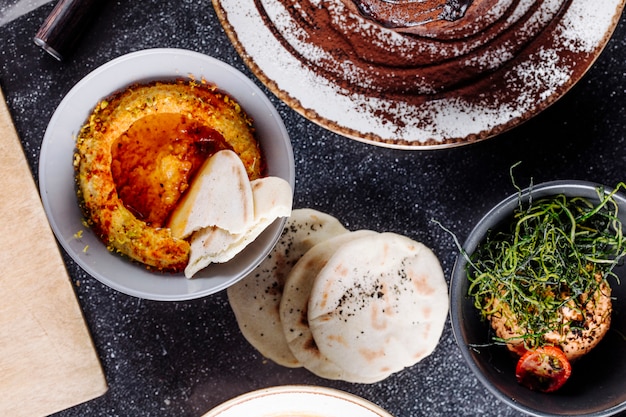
[38,48,295,301]
[202,385,395,417]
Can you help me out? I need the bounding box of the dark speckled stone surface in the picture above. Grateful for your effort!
[1,1,625,416]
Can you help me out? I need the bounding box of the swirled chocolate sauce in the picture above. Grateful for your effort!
[279,0,561,98]
[351,0,473,28]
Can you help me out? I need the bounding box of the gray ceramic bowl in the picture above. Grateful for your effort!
[39,49,295,301]
[450,180,626,417]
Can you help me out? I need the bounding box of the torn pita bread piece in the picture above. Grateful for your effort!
[184,175,293,278]
[167,149,254,239]
[227,208,349,367]
[307,232,448,381]
[280,230,388,382]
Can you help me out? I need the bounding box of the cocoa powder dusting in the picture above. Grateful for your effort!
[215,0,623,146]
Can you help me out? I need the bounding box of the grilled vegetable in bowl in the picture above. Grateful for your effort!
[515,346,572,393]
[450,181,626,416]
[466,183,626,391]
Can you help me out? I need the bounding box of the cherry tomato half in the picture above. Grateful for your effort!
[515,346,572,392]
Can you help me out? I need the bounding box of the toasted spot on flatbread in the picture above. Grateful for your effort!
[227,209,348,367]
[308,232,448,380]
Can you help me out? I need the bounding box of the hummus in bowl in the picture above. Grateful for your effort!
[39,49,295,301]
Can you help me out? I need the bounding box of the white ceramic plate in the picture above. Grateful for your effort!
[38,48,295,301]
[202,385,394,417]
[213,0,625,148]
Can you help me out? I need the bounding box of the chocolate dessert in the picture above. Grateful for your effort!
[348,0,473,28]
[213,0,624,147]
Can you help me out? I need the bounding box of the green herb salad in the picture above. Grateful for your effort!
[467,183,626,358]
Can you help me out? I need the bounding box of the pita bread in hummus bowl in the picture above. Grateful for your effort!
[75,80,292,276]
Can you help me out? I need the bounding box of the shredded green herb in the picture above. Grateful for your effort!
[467,183,626,350]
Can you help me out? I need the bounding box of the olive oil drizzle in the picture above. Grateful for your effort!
[467,183,626,349]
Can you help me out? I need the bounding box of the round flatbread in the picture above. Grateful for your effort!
[308,232,448,380]
[227,208,349,367]
[279,230,389,382]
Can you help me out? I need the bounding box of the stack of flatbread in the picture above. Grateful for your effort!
[227,208,449,383]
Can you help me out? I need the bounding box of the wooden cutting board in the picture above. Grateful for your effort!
[0,88,107,416]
